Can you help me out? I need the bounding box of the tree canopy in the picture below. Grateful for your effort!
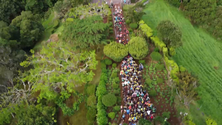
[157,20,182,47]
[10,11,44,49]
[62,15,110,50]
[104,42,129,62]
[102,93,117,107]
[128,37,148,60]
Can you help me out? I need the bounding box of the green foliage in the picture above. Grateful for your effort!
[104,42,129,62]
[104,59,112,65]
[166,0,181,8]
[54,0,71,18]
[139,60,146,65]
[0,107,13,125]
[112,83,119,89]
[101,62,106,69]
[129,23,138,29]
[15,104,56,125]
[62,15,110,50]
[126,19,131,24]
[24,0,54,14]
[112,63,117,68]
[162,112,171,119]
[125,2,146,23]
[179,66,186,72]
[206,117,217,125]
[157,20,182,47]
[149,90,157,97]
[108,112,116,120]
[128,37,148,60]
[169,47,176,56]
[151,52,162,61]
[157,78,164,83]
[139,118,152,125]
[145,78,152,86]
[10,11,44,49]
[113,106,121,112]
[156,64,165,70]
[87,95,96,107]
[86,108,96,125]
[86,84,96,96]
[154,47,159,52]
[102,93,117,107]
[111,69,119,78]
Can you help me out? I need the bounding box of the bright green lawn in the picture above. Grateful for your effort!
[142,0,222,124]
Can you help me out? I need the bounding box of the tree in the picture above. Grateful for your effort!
[54,0,71,18]
[14,104,56,125]
[176,71,199,108]
[102,93,117,107]
[206,117,217,125]
[70,0,92,7]
[62,15,110,50]
[0,0,25,23]
[157,20,182,47]
[20,41,97,106]
[139,118,152,125]
[128,37,148,60]
[104,42,129,62]
[24,0,56,14]
[10,11,44,49]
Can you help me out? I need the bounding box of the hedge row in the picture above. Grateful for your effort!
[139,20,179,82]
[96,69,108,125]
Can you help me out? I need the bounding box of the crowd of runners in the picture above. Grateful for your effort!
[112,4,130,45]
[119,56,156,125]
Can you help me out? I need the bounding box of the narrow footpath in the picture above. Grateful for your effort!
[111,3,155,125]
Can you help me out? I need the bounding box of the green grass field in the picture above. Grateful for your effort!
[142,0,222,124]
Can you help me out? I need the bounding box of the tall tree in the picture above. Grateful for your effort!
[10,11,44,49]
[62,15,110,50]
[128,37,148,60]
[20,41,97,104]
[24,0,56,14]
[0,0,25,23]
[175,71,199,108]
[157,20,182,47]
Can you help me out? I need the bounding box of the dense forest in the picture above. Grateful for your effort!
[0,0,220,125]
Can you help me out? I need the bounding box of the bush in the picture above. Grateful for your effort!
[139,60,146,65]
[87,95,96,107]
[101,62,106,69]
[126,19,131,24]
[149,90,157,97]
[112,77,120,84]
[112,63,117,68]
[113,106,121,112]
[139,118,152,125]
[102,93,117,107]
[151,52,162,61]
[111,69,118,78]
[128,37,149,60]
[154,47,159,52]
[114,89,120,95]
[156,64,165,71]
[86,84,96,96]
[108,112,116,120]
[145,78,152,85]
[129,23,138,29]
[104,42,128,62]
[104,59,112,65]
[112,83,119,89]
[157,78,164,83]
[86,108,96,124]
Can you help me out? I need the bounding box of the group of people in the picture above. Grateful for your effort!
[112,5,129,45]
[120,56,156,125]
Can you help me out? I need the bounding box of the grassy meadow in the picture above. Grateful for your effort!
[142,0,222,124]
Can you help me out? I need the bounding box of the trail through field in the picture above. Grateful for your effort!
[142,0,222,124]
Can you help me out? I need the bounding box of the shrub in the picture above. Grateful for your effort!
[112,83,119,89]
[149,90,157,97]
[112,77,120,83]
[145,78,152,85]
[114,89,120,95]
[112,63,117,68]
[179,66,186,72]
[139,60,146,65]
[102,93,117,107]
[156,64,165,71]
[86,84,96,96]
[87,95,96,107]
[157,78,163,83]
[104,59,112,65]
[108,112,116,120]
[97,116,108,125]
[128,37,149,60]
[86,108,96,124]
[139,118,152,125]
[151,52,162,61]
[111,69,118,78]
[104,42,128,62]
[113,106,121,112]
[154,47,159,52]
[101,62,106,69]
[129,23,138,29]
[126,19,131,24]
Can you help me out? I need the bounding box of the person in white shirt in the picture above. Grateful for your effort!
[147,110,151,115]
